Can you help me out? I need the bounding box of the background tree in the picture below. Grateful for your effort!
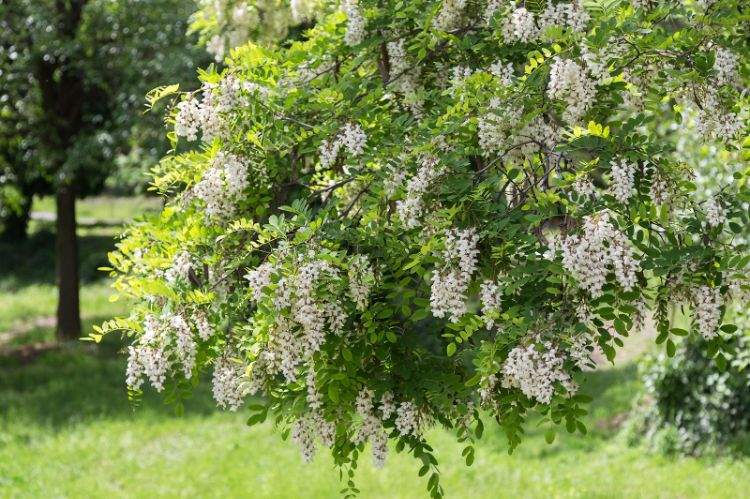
[0,0,208,339]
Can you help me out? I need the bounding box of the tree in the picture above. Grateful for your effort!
[0,0,206,339]
[101,1,749,496]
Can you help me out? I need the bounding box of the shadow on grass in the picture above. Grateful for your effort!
[0,334,218,430]
[0,229,116,291]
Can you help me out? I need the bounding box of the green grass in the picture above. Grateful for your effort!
[2,195,750,498]
[31,195,161,224]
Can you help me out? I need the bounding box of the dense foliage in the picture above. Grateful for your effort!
[628,309,750,455]
[102,1,750,496]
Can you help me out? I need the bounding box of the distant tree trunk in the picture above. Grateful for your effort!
[55,185,81,341]
[0,195,32,242]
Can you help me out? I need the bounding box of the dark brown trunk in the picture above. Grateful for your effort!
[55,185,81,341]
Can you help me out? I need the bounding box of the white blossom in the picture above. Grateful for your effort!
[547,57,596,123]
[386,40,423,115]
[165,251,193,285]
[245,262,276,301]
[342,0,366,46]
[171,313,196,378]
[610,159,637,204]
[714,47,739,87]
[430,228,480,322]
[396,155,442,228]
[692,285,723,340]
[194,152,249,219]
[212,352,249,411]
[539,0,589,34]
[395,401,420,436]
[194,311,213,341]
[561,212,639,297]
[480,280,503,329]
[433,0,467,31]
[319,123,367,169]
[573,176,596,199]
[502,339,577,404]
[502,7,539,43]
[489,61,514,86]
[174,98,202,141]
[705,197,726,228]
[291,416,317,462]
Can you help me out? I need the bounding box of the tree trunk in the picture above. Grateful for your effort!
[55,185,81,341]
[0,195,32,242]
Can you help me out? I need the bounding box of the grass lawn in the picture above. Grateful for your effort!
[1,196,749,498]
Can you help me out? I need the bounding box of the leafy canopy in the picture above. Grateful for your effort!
[102,1,749,496]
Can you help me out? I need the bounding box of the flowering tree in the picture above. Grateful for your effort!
[101,1,749,496]
[191,0,324,61]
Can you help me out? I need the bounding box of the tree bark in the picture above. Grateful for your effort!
[55,185,81,341]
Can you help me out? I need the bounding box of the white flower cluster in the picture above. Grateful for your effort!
[573,175,596,199]
[692,285,723,340]
[705,196,726,228]
[649,173,669,205]
[610,159,637,204]
[478,98,522,154]
[353,389,389,467]
[480,280,503,329]
[694,89,745,142]
[714,47,739,87]
[319,123,367,169]
[489,61,514,86]
[174,77,242,143]
[341,0,366,46]
[478,98,561,162]
[502,6,538,43]
[212,351,249,411]
[395,401,420,436]
[290,0,317,22]
[194,310,213,341]
[430,228,480,322]
[538,0,589,34]
[253,255,349,383]
[291,416,317,463]
[561,212,639,297]
[194,152,250,219]
[502,339,577,404]
[126,312,204,393]
[433,0,467,31]
[171,314,196,378]
[245,261,276,301]
[165,251,193,285]
[631,0,658,9]
[348,255,375,311]
[386,40,423,116]
[396,155,442,228]
[174,98,202,141]
[581,46,610,84]
[547,57,596,123]
[126,316,168,392]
